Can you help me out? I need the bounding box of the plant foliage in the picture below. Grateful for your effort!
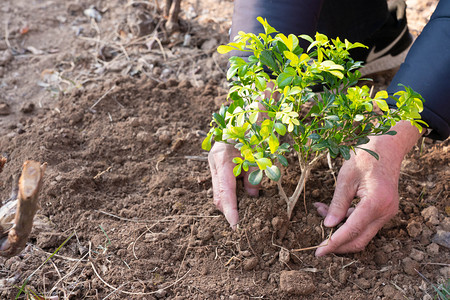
[203,17,426,195]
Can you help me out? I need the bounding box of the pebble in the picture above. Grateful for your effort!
[440,266,450,278]
[409,248,425,262]
[426,243,439,255]
[278,248,290,264]
[201,38,218,51]
[0,50,13,66]
[402,257,420,276]
[0,103,10,115]
[158,133,172,145]
[279,271,316,295]
[243,257,259,271]
[406,220,422,238]
[136,131,152,143]
[431,230,450,249]
[271,216,285,231]
[421,206,440,225]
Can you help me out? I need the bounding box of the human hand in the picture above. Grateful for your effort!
[314,121,424,256]
[208,142,260,228]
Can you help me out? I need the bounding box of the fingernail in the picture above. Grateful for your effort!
[324,215,339,227]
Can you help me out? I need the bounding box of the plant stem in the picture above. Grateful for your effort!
[284,152,326,219]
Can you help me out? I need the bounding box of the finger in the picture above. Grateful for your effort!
[324,166,359,227]
[315,201,379,256]
[209,147,239,227]
[313,202,355,219]
[315,217,386,256]
[243,166,261,196]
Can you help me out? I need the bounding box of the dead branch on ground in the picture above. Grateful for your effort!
[0,160,46,258]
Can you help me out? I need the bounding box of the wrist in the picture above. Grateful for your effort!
[365,120,425,164]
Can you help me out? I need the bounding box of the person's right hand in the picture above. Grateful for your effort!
[208,142,260,228]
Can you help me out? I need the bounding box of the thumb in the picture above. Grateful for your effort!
[325,165,358,227]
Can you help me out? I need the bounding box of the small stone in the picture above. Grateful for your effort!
[197,228,213,241]
[201,38,218,51]
[426,243,439,255]
[311,189,320,198]
[206,188,213,198]
[271,216,284,231]
[383,285,403,299]
[136,131,152,143]
[421,206,440,225]
[243,257,259,271]
[279,270,316,295]
[355,278,371,289]
[0,103,10,115]
[158,133,172,145]
[439,217,450,231]
[0,50,13,66]
[129,117,140,127]
[432,230,450,249]
[409,248,425,262]
[240,250,251,257]
[178,80,191,89]
[338,269,349,284]
[374,250,388,265]
[440,266,450,278]
[279,248,290,264]
[406,220,422,238]
[402,257,420,276]
[20,102,35,114]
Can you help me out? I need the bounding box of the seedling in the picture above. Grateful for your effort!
[202,17,426,219]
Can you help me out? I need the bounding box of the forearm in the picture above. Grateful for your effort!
[387,0,450,140]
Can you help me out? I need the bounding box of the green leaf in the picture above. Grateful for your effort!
[311,140,328,152]
[339,146,351,160]
[218,45,237,54]
[359,147,379,160]
[268,134,279,154]
[385,130,397,136]
[201,133,213,151]
[255,76,266,91]
[248,169,263,185]
[277,73,293,88]
[227,65,239,80]
[232,157,243,164]
[276,154,288,167]
[283,50,299,66]
[249,112,259,124]
[299,34,314,44]
[265,165,281,181]
[256,157,272,170]
[260,50,279,72]
[233,164,242,177]
[308,133,320,140]
[274,122,286,135]
[375,99,389,112]
[213,113,225,128]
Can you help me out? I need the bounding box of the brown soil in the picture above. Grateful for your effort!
[0,0,448,299]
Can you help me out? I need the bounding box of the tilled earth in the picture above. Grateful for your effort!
[0,0,448,299]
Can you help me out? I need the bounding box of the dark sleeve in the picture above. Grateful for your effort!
[387,0,450,140]
[229,0,324,57]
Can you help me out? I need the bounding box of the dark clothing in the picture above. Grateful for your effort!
[230,0,450,140]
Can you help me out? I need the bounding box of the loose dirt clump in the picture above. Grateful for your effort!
[0,0,448,299]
